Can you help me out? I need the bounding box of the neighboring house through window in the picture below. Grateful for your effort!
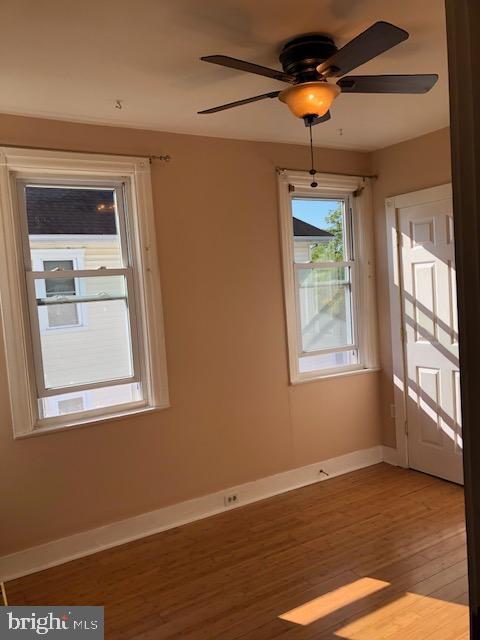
[57,395,85,415]
[44,259,79,328]
[31,252,85,330]
[292,217,333,263]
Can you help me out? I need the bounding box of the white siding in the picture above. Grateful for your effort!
[293,241,311,263]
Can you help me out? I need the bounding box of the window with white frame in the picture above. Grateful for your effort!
[0,147,169,436]
[277,170,379,382]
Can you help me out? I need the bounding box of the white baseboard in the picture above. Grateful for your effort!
[0,445,384,582]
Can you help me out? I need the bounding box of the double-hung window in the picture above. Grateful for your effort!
[0,147,169,436]
[278,170,379,382]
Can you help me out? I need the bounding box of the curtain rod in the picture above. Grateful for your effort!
[0,142,171,163]
[276,167,377,180]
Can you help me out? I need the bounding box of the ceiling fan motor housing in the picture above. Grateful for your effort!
[279,34,337,82]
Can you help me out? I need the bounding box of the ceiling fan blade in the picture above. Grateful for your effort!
[201,55,295,83]
[338,74,438,93]
[317,21,409,78]
[304,111,331,127]
[198,91,280,114]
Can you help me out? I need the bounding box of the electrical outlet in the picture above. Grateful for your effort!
[224,493,239,507]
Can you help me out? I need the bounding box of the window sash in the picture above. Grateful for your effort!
[300,345,358,357]
[38,392,147,428]
[293,260,353,270]
[27,267,131,279]
[294,262,358,357]
[24,268,141,397]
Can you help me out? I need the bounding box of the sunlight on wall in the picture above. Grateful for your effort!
[393,374,405,393]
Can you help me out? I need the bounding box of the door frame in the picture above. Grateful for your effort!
[446,1,480,634]
[385,183,453,469]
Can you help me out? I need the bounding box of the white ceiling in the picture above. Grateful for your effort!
[0,0,449,151]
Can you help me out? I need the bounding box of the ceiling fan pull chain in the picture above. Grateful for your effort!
[307,118,318,188]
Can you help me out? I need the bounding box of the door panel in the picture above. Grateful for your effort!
[399,194,463,484]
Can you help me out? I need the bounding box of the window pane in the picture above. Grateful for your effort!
[40,382,143,419]
[47,302,78,328]
[44,259,78,327]
[45,277,75,296]
[57,396,84,415]
[299,350,358,373]
[34,275,135,389]
[292,198,345,263]
[25,185,124,269]
[297,266,354,352]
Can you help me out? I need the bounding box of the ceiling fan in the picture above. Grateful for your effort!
[198,21,438,127]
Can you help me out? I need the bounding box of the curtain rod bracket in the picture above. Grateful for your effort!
[149,154,171,164]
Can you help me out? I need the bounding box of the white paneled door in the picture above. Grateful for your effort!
[398,185,463,484]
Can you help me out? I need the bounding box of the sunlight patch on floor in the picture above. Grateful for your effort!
[279,578,390,626]
[333,592,468,639]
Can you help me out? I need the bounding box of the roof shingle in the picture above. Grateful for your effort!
[293,217,332,238]
[26,187,117,235]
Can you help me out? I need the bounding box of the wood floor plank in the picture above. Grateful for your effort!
[6,464,468,639]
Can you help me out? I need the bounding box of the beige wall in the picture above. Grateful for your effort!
[0,114,382,555]
[371,128,452,447]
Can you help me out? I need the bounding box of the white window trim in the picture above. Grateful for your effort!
[0,147,170,437]
[277,169,379,383]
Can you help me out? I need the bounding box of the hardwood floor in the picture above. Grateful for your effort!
[6,463,468,639]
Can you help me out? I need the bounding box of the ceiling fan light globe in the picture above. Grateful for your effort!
[279,82,340,118]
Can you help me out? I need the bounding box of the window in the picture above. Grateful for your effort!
[278,170,379,382]
[0,148,169,436]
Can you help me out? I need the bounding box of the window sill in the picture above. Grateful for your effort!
[291,366,381,386]
[14,403,170,439]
